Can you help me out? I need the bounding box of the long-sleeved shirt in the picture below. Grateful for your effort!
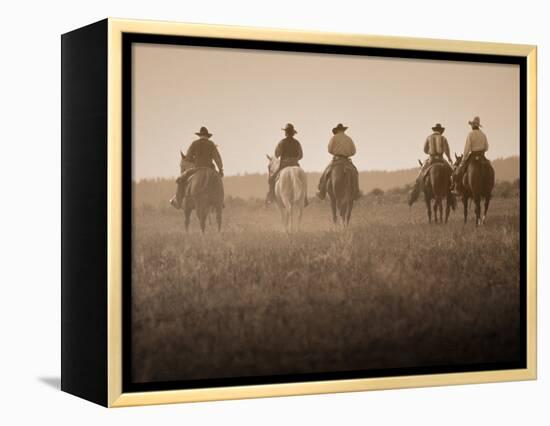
[275,137,303,160]
[463,129,489,157]
[424,133,450,158]
[328,133,356,157]
[186,138,223,171]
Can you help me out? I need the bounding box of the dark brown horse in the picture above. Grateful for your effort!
[178,152,224,232]
[409,160,455,223]
[327,160,355,226]
[453,153,495,226]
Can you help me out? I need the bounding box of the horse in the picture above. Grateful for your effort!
[453,153,495,226]
[177,151,224,233]
[266,155,307,233]
[327,159,355,226]
[408,159,455,224]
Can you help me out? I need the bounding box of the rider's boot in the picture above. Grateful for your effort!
[353,177,361,201]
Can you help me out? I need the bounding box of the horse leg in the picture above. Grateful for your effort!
[280,203,290,234]
[215,205,222,232]
[278,206,286,232]
[184,205,192,232]
[330,196,337,225]
[474,195,482,226]
[346,202,353,226]
[288,205,293,233]
[425,197,432,223]
[340,204,346,227]
[197,206,207,233]
[482,195,491,225]
[445,197,451,224]
[293,205,302,233]
[463,196,469,225]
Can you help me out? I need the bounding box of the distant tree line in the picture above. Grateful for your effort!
[133,157,519,210]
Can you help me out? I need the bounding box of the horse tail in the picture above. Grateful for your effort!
[337,169,351,210]
[346,168,353,201]
[276,168,292,208]
[285,167,306,205]
[427,163,452,200]
[486,162,495,195]
[296,168,307,204]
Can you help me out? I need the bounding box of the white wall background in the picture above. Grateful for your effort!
[0,0,547,424]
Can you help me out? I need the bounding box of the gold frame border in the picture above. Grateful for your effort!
[106,18,537,407]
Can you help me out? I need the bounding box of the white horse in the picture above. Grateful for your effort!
[267,155,307,233]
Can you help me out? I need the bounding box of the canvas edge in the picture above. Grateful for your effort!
[526,46,537,381]
[106,17,537,408]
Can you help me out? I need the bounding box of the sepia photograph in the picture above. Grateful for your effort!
[128,39,524,388]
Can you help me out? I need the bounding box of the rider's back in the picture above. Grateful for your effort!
[329,133,356,157]
[187,138,218,167]
[276,137,303,160]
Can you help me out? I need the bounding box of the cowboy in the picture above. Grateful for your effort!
[170,126,223,209]
[266,123,307,205]
[317,123,360,201]
[415,122,453,188]
[452,116,489,193]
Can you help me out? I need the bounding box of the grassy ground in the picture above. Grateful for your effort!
[131,195,521,383]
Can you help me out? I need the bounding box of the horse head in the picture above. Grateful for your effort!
[452,153,463,170]
[408,184,420,207]
[266,154,280,178]
[180,151,194,174]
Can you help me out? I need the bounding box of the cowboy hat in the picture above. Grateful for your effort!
[282,123,297,134]
[431,123,445,132]
[468,116,482,127]
[332,123,348,134]
[195,126,212,137]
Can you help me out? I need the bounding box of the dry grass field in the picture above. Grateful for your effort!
[131,194,521,384]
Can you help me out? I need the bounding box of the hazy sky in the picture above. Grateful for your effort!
[132,43,519,179]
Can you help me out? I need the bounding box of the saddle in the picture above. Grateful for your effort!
[271,158,301,182]
[280,157,300,169]
[421,158,453,188]
[331,156,355,172]
[461,152,490,174]
[469,152,488,163]
[176,165,217,183]
[423,157,451,176]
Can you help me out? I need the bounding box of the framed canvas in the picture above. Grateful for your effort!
[61,18,537,407]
